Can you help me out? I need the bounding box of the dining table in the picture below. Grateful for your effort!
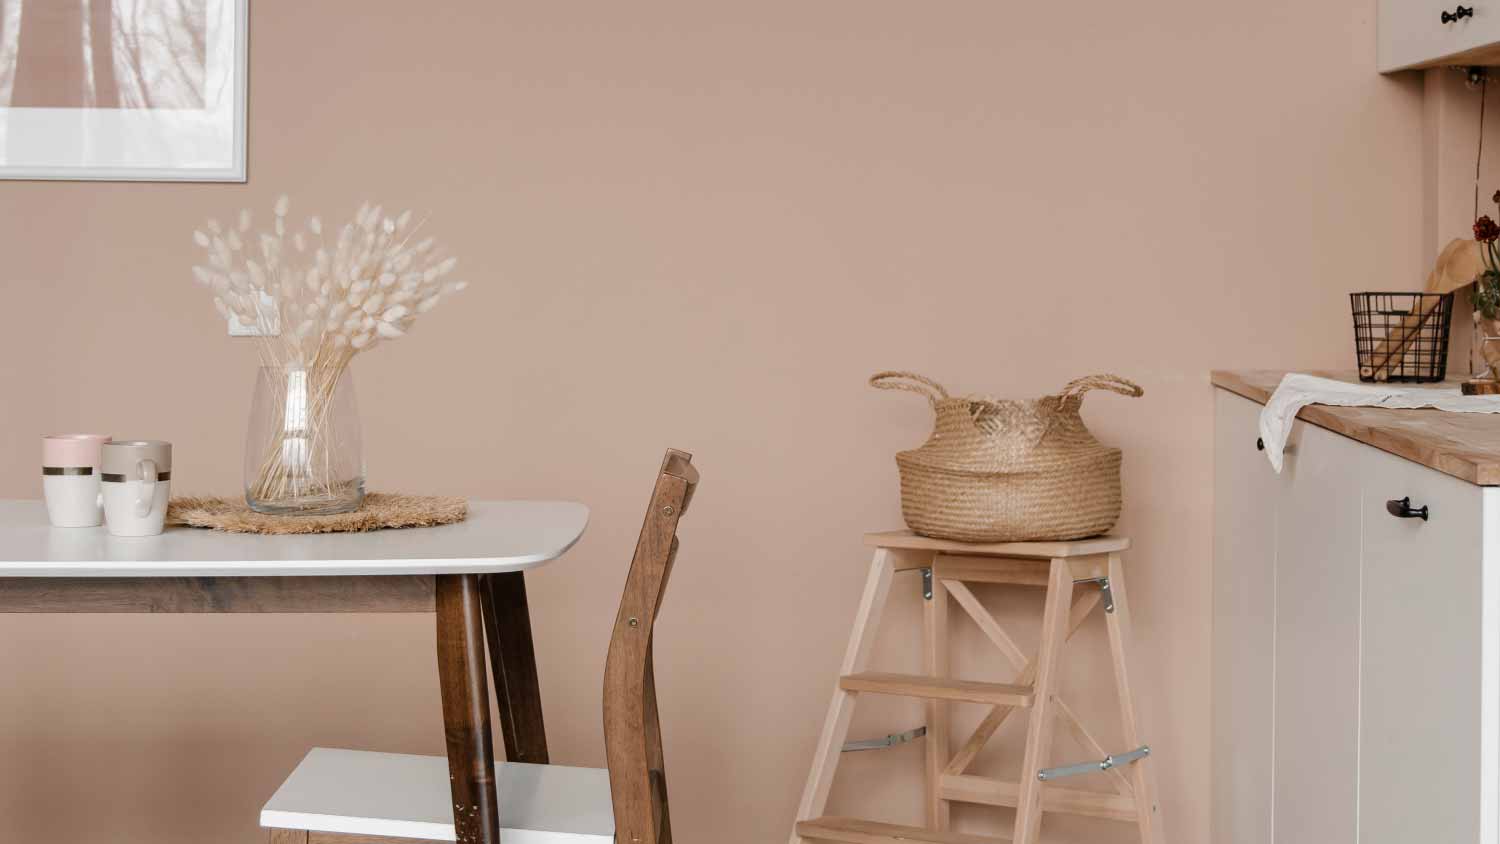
[0,498,589,844]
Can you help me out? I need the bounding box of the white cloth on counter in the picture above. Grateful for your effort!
[1259,373,1500,472]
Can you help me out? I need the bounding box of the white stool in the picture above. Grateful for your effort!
[261,748,613,843]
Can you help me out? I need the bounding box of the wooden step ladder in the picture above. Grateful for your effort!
[789,531,1166,844]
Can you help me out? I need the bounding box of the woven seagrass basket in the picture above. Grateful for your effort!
[872,371,1143,543]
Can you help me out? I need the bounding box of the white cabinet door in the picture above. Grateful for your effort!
[1273,420,1365,844]
[1213,391,1280,844]
[1359,446,1490,844]
[1214,385,1500,843]
[1380,0,1500,71]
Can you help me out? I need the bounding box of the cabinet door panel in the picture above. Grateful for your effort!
[1360,447,1486,844]
[1380,0,1500,71]
[1274,421,1364,844]
[1213,391,1280,844]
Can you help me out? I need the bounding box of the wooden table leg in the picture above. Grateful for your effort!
[437,573,501,844]
[480,572,549,764]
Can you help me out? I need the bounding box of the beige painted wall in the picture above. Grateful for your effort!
[0,1,1446,841]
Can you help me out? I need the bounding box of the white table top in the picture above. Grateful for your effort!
[0,500,588,577]
[261,747,613,842]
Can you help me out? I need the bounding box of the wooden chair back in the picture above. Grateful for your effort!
[603,449,698,844]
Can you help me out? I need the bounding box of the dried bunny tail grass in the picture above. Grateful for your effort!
[191,197,471,364]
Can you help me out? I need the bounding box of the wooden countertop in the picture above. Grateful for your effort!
[1211,369,1500,486]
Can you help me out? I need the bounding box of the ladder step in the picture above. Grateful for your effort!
[839,672,1034,707]
[939,773,1139,822]
[797,816,1011,844]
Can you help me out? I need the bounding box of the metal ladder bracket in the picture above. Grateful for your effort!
[1074,576,1114,613]
[841,726,927,753]
[921,567,933,600]
[1037,744,1149,781]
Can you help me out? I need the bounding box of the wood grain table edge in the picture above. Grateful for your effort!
[0,575,436,612]
[1210,369,1499,486]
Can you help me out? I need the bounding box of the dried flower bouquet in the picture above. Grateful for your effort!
[191,196,466,512]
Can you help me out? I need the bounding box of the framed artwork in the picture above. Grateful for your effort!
[0,0,247,181]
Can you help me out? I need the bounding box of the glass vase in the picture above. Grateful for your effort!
[244,363,365,515]
[1478,315,1500,377]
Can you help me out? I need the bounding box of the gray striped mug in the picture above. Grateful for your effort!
[101,441,172,537]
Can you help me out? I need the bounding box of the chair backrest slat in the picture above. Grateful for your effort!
[603,449,697,844]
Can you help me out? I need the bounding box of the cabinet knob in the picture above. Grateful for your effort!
[1386,496,1430,521]
[1256,437,1265,451]
[1442,5,1474,23]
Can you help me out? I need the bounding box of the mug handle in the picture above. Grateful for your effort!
[134,458,158,518]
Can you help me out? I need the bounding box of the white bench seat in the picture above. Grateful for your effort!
[260,748,615,843]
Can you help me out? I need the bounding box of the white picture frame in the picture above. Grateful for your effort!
[0,0,247,181]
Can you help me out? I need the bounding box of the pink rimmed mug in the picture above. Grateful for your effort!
[42,434,112,527]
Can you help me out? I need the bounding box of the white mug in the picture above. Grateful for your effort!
[101,440,172,537]
[42,434,111,527]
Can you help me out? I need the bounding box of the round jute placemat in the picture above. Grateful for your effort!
[166,493,468,534]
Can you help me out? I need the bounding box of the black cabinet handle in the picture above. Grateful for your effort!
[1256,437,1265,451]
[1386,496,1430,521]
[1443,5,1474,23]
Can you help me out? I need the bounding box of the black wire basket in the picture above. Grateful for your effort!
[1350,292,1453,383]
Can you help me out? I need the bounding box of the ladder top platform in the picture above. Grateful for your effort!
[864,530,1130,559]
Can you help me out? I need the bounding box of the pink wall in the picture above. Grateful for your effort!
[0,1,1436,841]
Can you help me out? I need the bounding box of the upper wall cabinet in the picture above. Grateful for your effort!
[1381,0,1500,71]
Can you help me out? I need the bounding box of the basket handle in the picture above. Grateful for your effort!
[1060,374,1144,400]
[870,371,951,404]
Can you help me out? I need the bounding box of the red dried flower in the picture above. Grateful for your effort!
[1477,215,1500,242]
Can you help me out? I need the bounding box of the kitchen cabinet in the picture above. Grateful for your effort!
[1271,417,1362,844]
[1212,388,1277,843]
[1359,441,1487,843]
[1381,0,1500,71]
[1212,377,1500,844]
